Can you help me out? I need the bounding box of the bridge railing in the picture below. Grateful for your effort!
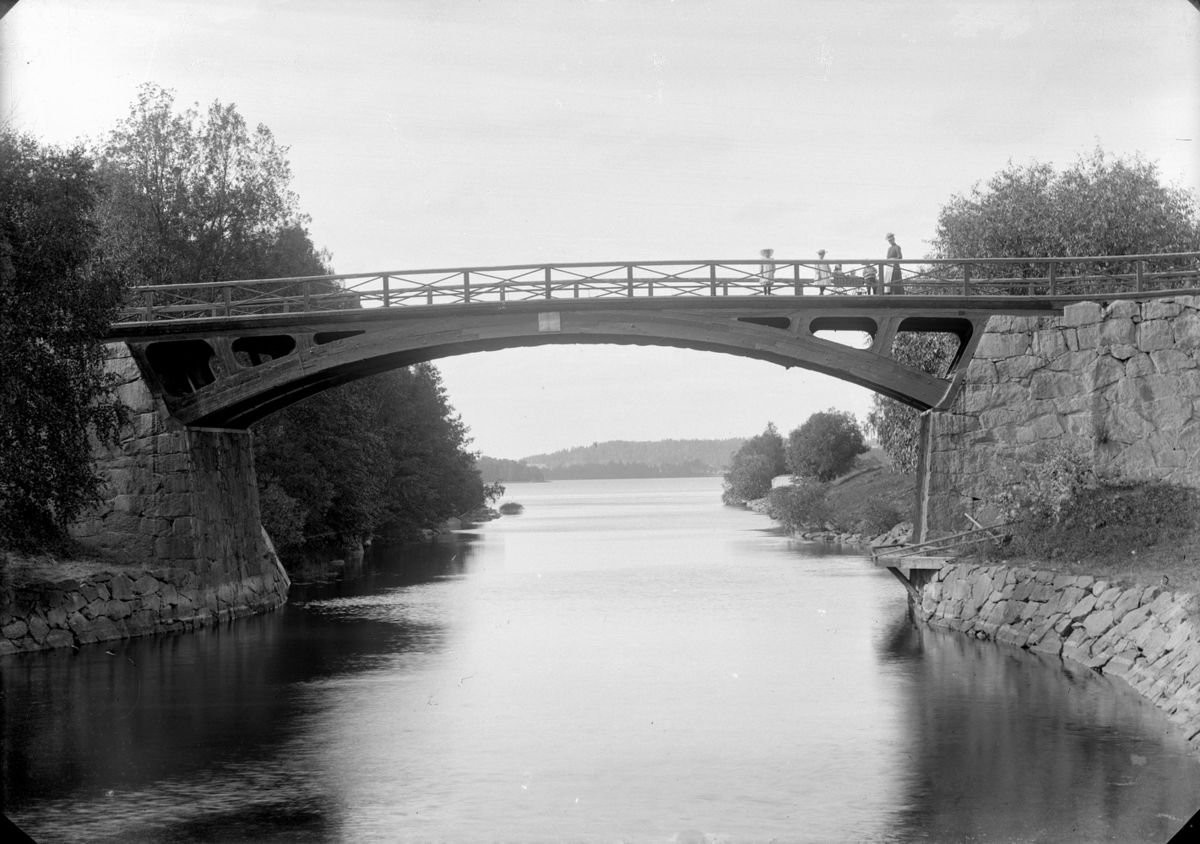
[114,253,1200,324]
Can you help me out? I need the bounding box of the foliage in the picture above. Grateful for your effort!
[931,148,1200,270]
[253,364,485,550]
[847,498,905,536]
[766,479,829,532]
[785,410,869,482]
[97,83,328,288]
[992,441,1099,529]
[721,423,787,504]
[865,332,957,474]
[721,453,776,505]
[498,502,524,515]
[0,132,127,549]
[477,456,546,483]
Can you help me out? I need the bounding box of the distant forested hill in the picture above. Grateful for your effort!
[477,456,546,484]
[523,438,745,471]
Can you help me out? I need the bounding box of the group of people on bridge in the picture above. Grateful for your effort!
[758,232,905,296]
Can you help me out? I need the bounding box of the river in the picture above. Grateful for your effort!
[2,476,1197,842]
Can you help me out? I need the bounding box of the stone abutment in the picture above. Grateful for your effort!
[1,344,288,655]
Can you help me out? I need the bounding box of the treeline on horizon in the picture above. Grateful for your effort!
[521,437,744,470]
[477,456,717,483]
[0,84,490,554]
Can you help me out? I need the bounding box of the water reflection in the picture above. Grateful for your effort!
[877,616,1196,843]
[2,479,1197,843]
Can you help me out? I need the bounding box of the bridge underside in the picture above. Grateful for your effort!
[110,297,1063,429]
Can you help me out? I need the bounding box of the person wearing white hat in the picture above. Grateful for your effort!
[885,232,905,294]
[815,249,831,295]
[759,248,776,295]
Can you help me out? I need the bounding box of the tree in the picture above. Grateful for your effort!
[932,148,1199,264]
[0,132,127,549]
[98,83,317,289]
[722,454,775,505]
[785,410,869,482]
[869,147,1200,472]
[721,423,787,504]
[865,333,956,474]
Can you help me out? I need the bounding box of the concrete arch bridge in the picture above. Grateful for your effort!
[108,253,1200,429]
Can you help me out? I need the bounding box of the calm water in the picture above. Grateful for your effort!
[2,477,1198,843]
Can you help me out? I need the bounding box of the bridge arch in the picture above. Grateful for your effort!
[117,298,1008,429]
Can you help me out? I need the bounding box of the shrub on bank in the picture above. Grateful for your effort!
[499,502,524,515]
[766,480,829,532]
[849,499,905,536]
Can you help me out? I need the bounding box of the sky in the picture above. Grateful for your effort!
[2,0,1198,459]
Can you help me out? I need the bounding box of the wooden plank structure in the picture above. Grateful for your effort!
[872,521,1008,599]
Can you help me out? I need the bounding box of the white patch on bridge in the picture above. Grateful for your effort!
[538,312,562,332]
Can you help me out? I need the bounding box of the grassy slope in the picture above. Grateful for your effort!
[823,448,916,531]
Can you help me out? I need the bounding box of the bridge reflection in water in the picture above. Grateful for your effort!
[106,253,1200,429]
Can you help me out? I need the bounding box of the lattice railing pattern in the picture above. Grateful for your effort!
[114,253,1200,325]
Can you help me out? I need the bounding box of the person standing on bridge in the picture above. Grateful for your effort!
[760,248,776,295]
[815,249,831,295]
[886,232,905,294]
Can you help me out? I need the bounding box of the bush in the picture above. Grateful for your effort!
[993,441,1098,528]
[498,502,524,515]
[785,410,870,482]
[722,453,776,505]
[766,479,829,532]
[852,498,905,536]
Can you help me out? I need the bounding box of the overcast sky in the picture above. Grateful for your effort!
[3,0,1198,458]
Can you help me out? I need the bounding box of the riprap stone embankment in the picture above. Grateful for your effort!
[921,562,1200,750]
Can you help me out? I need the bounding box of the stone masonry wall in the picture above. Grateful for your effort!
[925,296,1200,534]
[0,343,289,655]
[920,563,1200,752]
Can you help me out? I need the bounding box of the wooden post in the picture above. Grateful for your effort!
[1136,259,1144,293]
[1048,262,1057,296]
[144,288,154,321]
[500,279,506,303]
[223,285,232,317]
[574,280,580,298]
[962,265,971,296]
[877,263,885,295]
[382,275,391,307]
[793,262,801,296]
[464,271,471,303]
[710,264,716,296]
[303,281,311,312]
[545,267,552,300]
[627,265,634,297]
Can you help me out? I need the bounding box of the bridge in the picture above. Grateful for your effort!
[107,253,1200,428]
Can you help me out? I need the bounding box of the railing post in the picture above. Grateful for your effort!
[464,271,471,304]
[877,263,885,295]
[627,265,634,297]
[1048,262,1056,296]
[545,267,552,300]
[709,264,716,296]
[793,262,801,296]
[962,264,971,296]
[427,287,433,305]
[223,284,232,317]
[303,281,311,312]
[383,275,391,307]
[1136,259,1144,293]
[500,279,506,303]
[144,288,154,321]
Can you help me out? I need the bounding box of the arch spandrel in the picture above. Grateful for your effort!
[115,298,1040,429]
